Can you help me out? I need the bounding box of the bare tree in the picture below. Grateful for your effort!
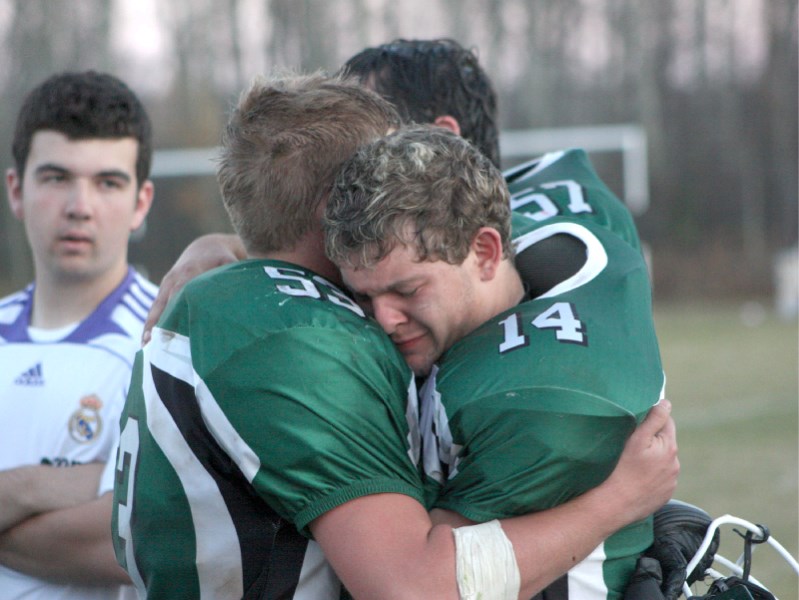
[267,0,339,71]
[0,0,795,298]
[225,0,247,92]
[762,0,798,248]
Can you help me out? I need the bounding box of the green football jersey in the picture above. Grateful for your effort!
[421,218,664,600]
[112,259,423,600]
[504,148,642,252]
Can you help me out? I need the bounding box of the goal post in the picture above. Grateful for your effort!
[499,124,649,215]
[150,124,649,215]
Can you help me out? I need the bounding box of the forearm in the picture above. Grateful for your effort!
[500,483,639,598]
[431,491,633,598]
[313,494,461,599]
[0,463,104,532]
[0,492,130,585]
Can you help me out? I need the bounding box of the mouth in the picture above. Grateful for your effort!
[393,333,426,354]
[393,334,435,376]
[57,231,93,252]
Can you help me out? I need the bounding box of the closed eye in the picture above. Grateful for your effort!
[396,286,419,298]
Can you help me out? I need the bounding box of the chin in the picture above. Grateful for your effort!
[408,358,434,378]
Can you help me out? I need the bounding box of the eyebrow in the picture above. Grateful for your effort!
[34,163,133,182]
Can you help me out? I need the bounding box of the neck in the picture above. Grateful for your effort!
[485,259,526,319]
[250,230,342,287]
[31,265,128,329]
[457,259,525,345]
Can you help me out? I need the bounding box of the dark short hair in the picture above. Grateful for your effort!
[11,70,153,186]
[342,38,500,167]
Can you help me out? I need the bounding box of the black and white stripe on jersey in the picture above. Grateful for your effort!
[152,363,309,599]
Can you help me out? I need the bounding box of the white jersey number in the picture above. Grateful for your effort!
[510,179,593,221]
[263,266,364,317]
[498,301,587,354]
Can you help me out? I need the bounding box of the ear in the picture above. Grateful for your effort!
[6,168,25,221]
[433,115,462,137]
[471,227,504,281]
[130,179,155,232]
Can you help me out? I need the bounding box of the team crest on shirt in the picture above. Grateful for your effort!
[68,395,103,443]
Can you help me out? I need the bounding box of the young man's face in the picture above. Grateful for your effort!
[6,130,153,287]
[341,241,487,376]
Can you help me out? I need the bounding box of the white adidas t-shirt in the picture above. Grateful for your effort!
[0,268,156,600]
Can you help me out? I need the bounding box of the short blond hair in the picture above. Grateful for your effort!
[217,72,402,254]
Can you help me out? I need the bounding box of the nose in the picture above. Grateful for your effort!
[65,179,93,221]
[371,296,407,336]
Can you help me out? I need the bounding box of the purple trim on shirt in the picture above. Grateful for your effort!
[0,286,34,342]
[0,267,153,344]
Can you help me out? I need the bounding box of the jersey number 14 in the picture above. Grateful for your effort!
[498,301,587,354]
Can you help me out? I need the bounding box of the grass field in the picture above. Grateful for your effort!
[653,301,798,599]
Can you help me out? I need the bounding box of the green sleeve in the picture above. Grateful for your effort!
[205,326,424,535]
[435,388,636,523]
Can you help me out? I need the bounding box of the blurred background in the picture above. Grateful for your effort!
[0,0,796,597]
[1,0,796,304]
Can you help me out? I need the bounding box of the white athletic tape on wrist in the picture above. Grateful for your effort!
[453,519,521,600]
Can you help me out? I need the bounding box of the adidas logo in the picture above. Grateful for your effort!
[15,363,44,386]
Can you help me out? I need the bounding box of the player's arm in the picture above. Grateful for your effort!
[0,463,104,532]
[0,491,130,585]
[142,232,245,344]
[311,400,678,599]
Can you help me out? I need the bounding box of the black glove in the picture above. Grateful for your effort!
[624,556,667,600]
[645,500,720,600]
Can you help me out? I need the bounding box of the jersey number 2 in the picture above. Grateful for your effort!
[115,417,145,589]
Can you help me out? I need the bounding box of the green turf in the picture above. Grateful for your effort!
[653,301,798,599]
